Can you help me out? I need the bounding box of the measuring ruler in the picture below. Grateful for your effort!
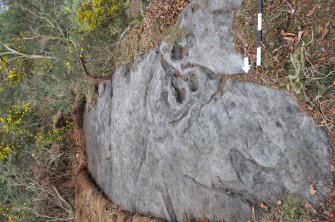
[242,0,262,72]
[257,0,262,66]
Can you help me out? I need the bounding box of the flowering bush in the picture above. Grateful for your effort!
[0,103,33,134]
[0,104,34,160]
[0,143,14,161]
[0,103,72,160]
[0,206,27,222]
[76,0,128,31]
[34,121,72,152]
[0,57,24,86]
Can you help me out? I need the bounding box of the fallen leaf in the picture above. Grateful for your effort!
[280,30,296,37]
[283,37,295,41]
[280,29,286,36]
[305,202,317,214]
[307,5,317,16]
[272,48,279,54]
[321,28,329,40]
[283,36,296,46]
[287,33,296,37]
[305,202,313,209]
[260,203,269,211]
[325,21,331,28]
[277,200,282,206]
[317,57,326,62]
[318,25,324,33]
[330,164,335,172]
[309,179,317,196]
[297,30,305,43]
[304,29,311,38]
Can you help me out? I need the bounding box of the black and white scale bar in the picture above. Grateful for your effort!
[257,0,262,66]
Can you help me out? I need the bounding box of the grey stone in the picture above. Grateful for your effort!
[83,0,333,221]
[160,0,244,75]
[84,51,333,221]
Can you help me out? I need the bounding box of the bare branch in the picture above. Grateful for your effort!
[22,207,74,222]
[0,43,58,60]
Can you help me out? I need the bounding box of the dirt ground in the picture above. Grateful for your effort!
[75,170,163,222]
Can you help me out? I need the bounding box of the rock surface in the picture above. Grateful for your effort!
[83,0,333,221]
[161,0,244,74]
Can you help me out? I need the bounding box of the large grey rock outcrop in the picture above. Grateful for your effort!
[83,0,333,221]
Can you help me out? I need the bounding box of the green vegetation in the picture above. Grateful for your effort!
[0,0,131,221]
[76,0,128,32]
[280,196,309,222]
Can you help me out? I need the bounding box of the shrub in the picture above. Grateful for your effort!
[34,121,72,154]
[0,103,34,160]
[0,57,25,86]
[76,0,129,32]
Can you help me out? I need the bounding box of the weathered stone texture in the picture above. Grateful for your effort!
[83,0,333,221]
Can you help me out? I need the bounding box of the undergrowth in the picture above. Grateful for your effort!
[0,0,131,221]
[0,0,192,221]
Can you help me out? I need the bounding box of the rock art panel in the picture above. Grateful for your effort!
[84,50,333,221]
[83,0,333,221]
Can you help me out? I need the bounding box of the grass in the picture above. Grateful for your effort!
[280,196,309,222]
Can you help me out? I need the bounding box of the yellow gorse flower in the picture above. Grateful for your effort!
[34,121,72,151]
[76,0,128,31]
[0,103,34,160]
[0,206,28,222]
[0,143,14,161]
